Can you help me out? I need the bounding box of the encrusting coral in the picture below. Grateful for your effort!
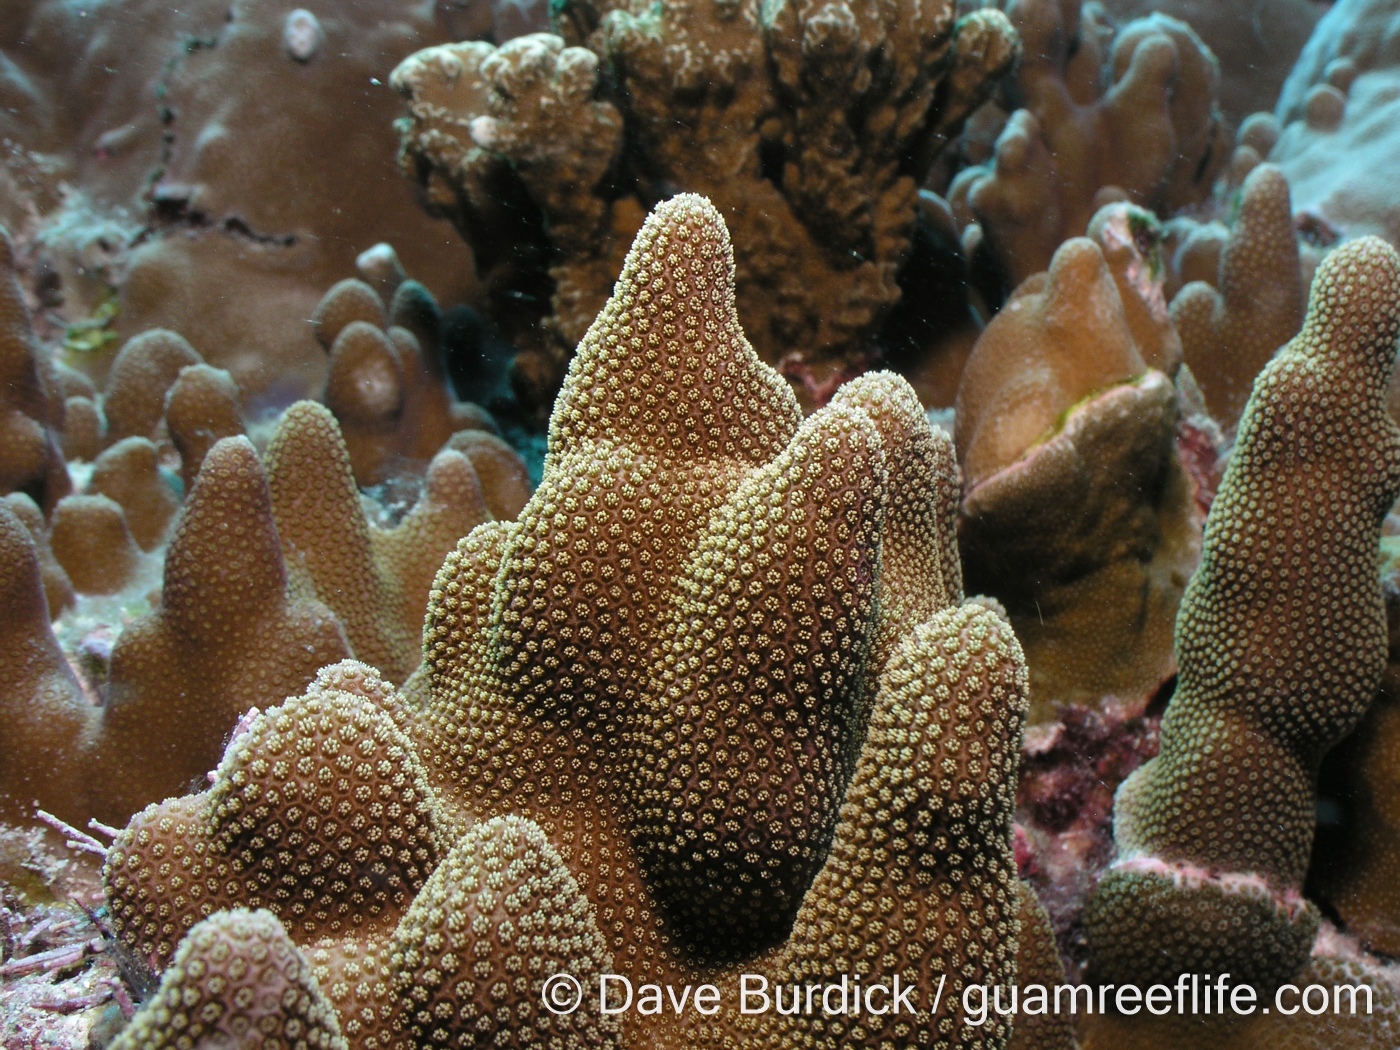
[1084,236,1400,995]
[949,0,1228,300]
[390,2,1019,409]
[1169,163,1306,429]
[101,194,1045,1050]
[954,235,1199,712]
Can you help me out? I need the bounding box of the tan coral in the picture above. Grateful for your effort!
[0,225,70,514]
[109,909,348,1050]
[1170,164,1306,429]
[1085,201,1181,376]
[1008,884,1079,1050]
[955,237,1200,710]
[312,271,507,486]
[162,363,245,490]
[392,5,1018,411]
[87,436,180,550]
[443,428,533,522]
[48,493,148,596]
[101,329,202,444]
[87,436,351,824]
[1309,538,1400,956]
[2,491,73,616]
[264,400,491,685]
[7,0,479,405]
[104,194,1030,1050]
[950,2,1228,297]
[0,500,92,825]
[1084,236,1400,993]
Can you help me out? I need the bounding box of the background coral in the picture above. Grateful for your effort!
[1170,163,1306,429]
[2,0,481,404]
[949,0,1228,300]
[1273,0,1400,254]
[391,2,1019,411]
[955,237,1199,711]
[0,226,69,514]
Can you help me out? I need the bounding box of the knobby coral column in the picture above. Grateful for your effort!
[1085,236,1400,992]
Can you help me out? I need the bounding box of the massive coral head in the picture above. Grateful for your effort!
[1086,235,1400,992]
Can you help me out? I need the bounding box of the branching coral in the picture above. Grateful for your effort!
[954,236,1199,711]
[101,194,1044,1050]
[1084,236,1400,993]
[391,2,1019,409]
[1170,163,1306,429]
[949,0,1228,298]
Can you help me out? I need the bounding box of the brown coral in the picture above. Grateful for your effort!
[313,273,506,486]
[87,437,180,551]
[0,225,70,514]
[1170,164,1306,429]
[955,237,1199,710]
[950,1,1228,298]
[5,0,480,405]
[103,194,1032,1050]
[392,4,1018,409]
[2,490,73,616]
[87,436,352,823]
[1084,236,1400,993]
[265,400,491,686]
[0,499,92,825]
[48,493,149,596]
[109,909,348,1050]
[100,329,202,445]
[162,363,246,490]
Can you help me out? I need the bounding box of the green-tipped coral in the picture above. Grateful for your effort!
[1085,235,1400,991]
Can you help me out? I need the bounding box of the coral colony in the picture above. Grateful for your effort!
[10,0,1400,1048]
